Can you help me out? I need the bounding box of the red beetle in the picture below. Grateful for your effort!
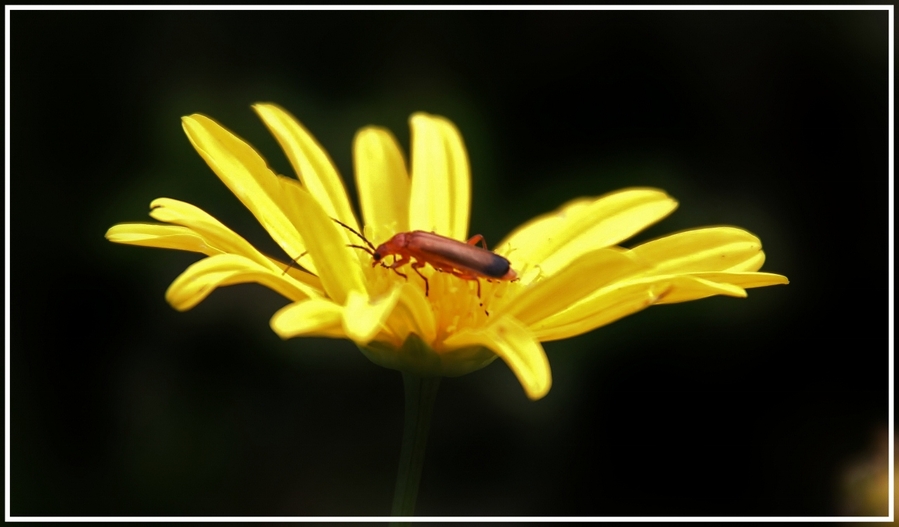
[334,219,517,298]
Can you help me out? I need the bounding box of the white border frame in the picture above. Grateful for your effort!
[5,4,893,523]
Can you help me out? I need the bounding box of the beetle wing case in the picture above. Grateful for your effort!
[407,231,511,279]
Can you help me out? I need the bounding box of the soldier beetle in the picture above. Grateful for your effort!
[333,219,517,298]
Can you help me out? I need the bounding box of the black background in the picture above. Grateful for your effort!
[10,9,890,517]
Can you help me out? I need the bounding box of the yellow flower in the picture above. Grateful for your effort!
[106,104,788,401]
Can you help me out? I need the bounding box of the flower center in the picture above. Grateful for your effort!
[361,257,515,345]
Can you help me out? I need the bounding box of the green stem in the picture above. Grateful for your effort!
[391,372,441,518]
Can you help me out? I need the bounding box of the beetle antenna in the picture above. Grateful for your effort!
[347,243,376,257]
[282,251,308,276]
[332,218,377,252]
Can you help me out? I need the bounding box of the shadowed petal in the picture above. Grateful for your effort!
[444,317,551,400]
[270,298,346,339]
[408,113,470,240]
[381,282,439,347]
[343,287,403,343]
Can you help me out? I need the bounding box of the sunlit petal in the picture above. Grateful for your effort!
[532,275,747,341]
[181,114,308,262]
[498,248,647,327]
[354,127,410,242]
[652,271,788,304]
[253,103,360,231]
[165,254,317,312]
[408,113,470,240]
[148,198,280,272]
[281,184,368,304]
[105,223,213,254]
[632,227,766,273]
[497,188,677,280]
[107,213,324,294]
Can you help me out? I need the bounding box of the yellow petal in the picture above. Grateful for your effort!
[408,113,470,240]
[532,275,747,341]
[106,223,214,254]
[653,271,788,304]
[444,316,551,400]
[165,254,317,312]
[278,184,368,304]
[382,282,438,347]
[727,251,766,272]
[148,198,280,272]
[181,114,308,264]
[107,220,324,295]
[342,287,403,344]
[496,189,678,280]
[252,103,360,231]
[353,127,410,242]
[261,255,325,294]
[498,248,647,327]
[632,227,766,273]
[270,298,346,339]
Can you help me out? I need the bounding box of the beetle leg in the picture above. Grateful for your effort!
[466,234,488,250]
[386,254,410,281]
[443,268,482,298]
[410,260,430,296]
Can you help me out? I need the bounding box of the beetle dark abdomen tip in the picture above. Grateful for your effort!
[482,256,510,279]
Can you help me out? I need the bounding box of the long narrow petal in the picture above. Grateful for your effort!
[631,227,766,273]
[148,198,280,272]
[531,275,747,342]
[270,298,346,339]
[252,103,360,232]
[353,127,410,242]
[165,254,317,312]
[652,271,788,303]
[496,189,678,280]
[408,113,471,240]
[278,184,368,304]
[106,223,214,254]
[262,255,324,293]
[497,248,648,327]
[181,114,308,263]
[106,220,324,294]
[444,316,551,400]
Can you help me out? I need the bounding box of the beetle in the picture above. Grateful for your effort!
[333,219,517,298]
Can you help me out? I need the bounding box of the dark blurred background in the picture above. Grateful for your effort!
[10,9,890,517]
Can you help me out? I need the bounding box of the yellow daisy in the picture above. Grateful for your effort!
[106,104,788,401]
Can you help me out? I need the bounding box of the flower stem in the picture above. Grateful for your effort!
[391,372,440,518]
